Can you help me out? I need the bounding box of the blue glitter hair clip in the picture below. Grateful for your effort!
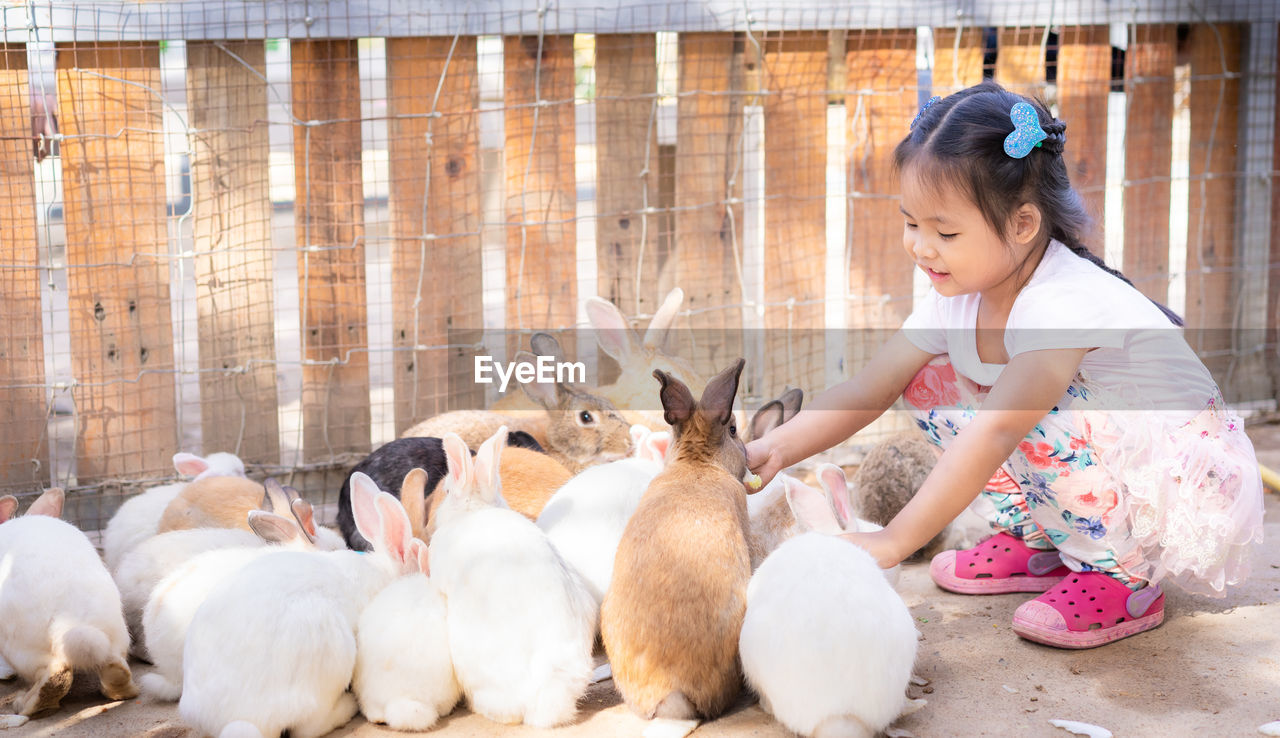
[910,95,940,130]
[1003,102,1048,159]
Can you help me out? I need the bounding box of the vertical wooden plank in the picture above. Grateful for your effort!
[290,39,371,461]
[845,30,917,348]
[672,32,744,384]
[1271,22,1280,400]
[996,27,1045,97]
[186,41,280,463]
[595,34,660,385]
[504,35,576,354]
[1057,25,1111,240]
[1185,23,1243,389]
[0,45,47,491]
[386,36,483,431]
[932,27,984,95]
[1123,25,1177,305]
[762,31,827,398]
[57,43,177,484]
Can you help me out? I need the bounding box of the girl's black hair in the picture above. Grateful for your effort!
[894,79,1183,326]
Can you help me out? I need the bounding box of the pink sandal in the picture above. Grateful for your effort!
[1012,572,1164,649]
[930,532,1071,594]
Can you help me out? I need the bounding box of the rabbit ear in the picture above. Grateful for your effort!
[473,426,508,505]
[514,350,560,409]
[654,369,695,426]
[26,487,64,518]
[817,463,856,531]
[248,509,308,546]
[262,478,292,515]
[289,498,318,543]
[643,431,672,463]
[374,492,412,568]
[699,358,745,426]
[349,472,385,547]
[172,452,211,478]
[641,287,684,349]
[784,477,843,535]
[585,296,636,363]
[441,434,473,496]
[748,400,786,442]
[399,467,428,540]
[629,424,650,449]
[414,538,430,575]
[778,387,804,421]
[0,496,17,523]
[530,332,565,364]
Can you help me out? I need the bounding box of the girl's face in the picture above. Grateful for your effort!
[899,162,1039,309]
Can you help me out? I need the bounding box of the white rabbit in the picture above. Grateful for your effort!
[535,425,671,610]
[103,451,246,572]
[137,485,349,703]
[428,428,596,728]
[0,489,138,723]
[177,473,417,738]
[739,464,920,738]
[353,537,461,730]
[117,527,260,662]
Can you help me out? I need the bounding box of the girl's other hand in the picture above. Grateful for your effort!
[840,528,905,570]
[744,437,785,493]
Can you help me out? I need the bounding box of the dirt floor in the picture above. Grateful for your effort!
[5,423,1280,738]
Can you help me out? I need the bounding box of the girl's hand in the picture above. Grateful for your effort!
[744,437,785,493]
[840,528,906,570]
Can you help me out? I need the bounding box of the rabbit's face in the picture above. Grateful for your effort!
[546,386,634,467]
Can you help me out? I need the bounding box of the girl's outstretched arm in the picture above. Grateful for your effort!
[745,330,936,487]
[843,346,1089,568]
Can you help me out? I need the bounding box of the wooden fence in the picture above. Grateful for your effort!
[0,1,1276,529]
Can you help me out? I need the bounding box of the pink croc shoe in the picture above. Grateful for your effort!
[930,532,1071,594]
[1012,572,1164,649]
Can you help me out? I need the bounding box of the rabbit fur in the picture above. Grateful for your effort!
[0,488,138,719]
[176,473,416,738]
[120,480,342,663]
[536,424,671,613]
[427,428,596,728]
[102,451,246,572]
[138,483,351,702]
[740,463,919,738]
[600,359,752,721]
[352,538,461,730]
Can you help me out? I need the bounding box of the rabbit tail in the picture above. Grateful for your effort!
[812,714,875,738]
[384,698,442,732]
[139,672,183,702]
[218,720,265,738]
[59,625,110,671]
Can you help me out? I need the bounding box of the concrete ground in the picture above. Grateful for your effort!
[4,423,1280,738]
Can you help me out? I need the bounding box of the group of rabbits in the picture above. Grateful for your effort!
[0,288,938,738]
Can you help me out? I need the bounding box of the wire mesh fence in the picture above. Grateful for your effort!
[0,0,1276,533]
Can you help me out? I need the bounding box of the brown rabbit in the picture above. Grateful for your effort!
[849,431,947,561]
[601,358,751,722]
[403,335,633,473]
[156,477,299,535]
[425,446,573,527]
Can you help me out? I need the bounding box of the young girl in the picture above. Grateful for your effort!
[745,80,1265,649]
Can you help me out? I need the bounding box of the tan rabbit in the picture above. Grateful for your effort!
[425,447,573,527]
[741,388,808,569]
[403,335,632,473]
[601,358,751,723]
[154,478,339,547]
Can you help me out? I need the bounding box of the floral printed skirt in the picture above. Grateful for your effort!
[901,357,1265,597]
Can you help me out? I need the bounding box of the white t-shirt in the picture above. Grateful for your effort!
[900,240,1218,417]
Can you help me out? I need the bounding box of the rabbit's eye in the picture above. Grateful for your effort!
[728,422,737,437]
[578,411,595,425]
